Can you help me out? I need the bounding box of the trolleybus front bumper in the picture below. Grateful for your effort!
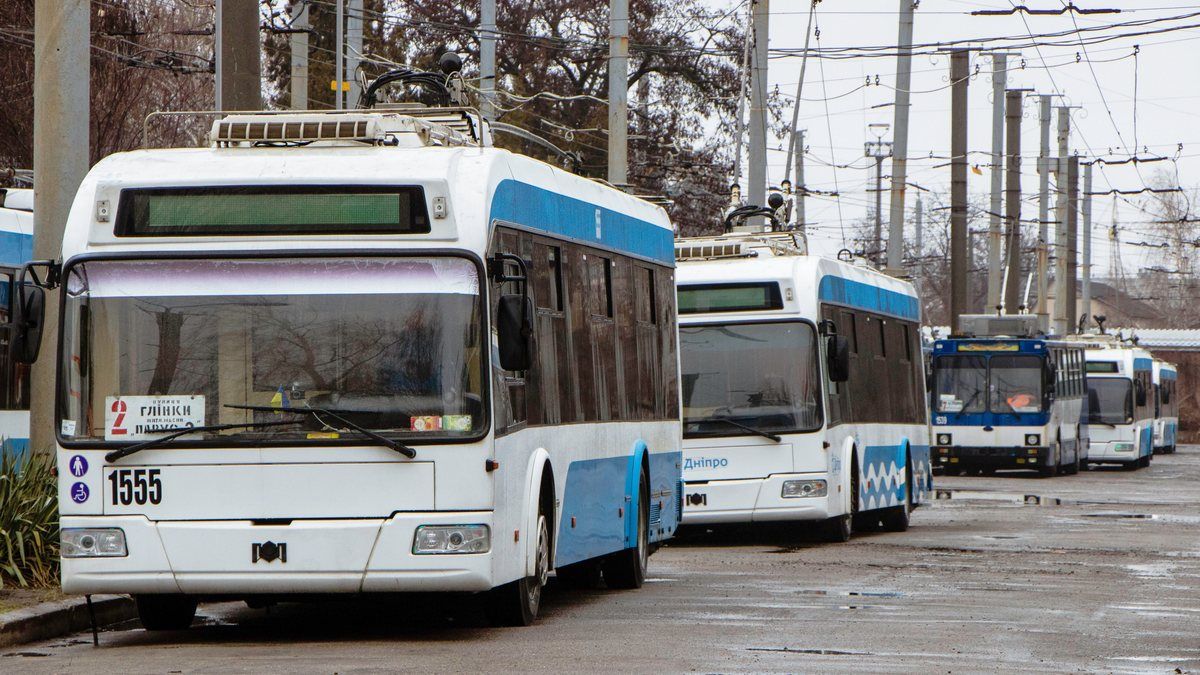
[61,512,497,596]
[933,445,1049,470]
[680,473,832,525]
[1086,440,1140,465]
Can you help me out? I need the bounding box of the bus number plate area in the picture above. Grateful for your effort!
[101,463,435,518]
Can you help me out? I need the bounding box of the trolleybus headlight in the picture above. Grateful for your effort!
[781,479,827,499]
[937,433,952,446]
[1025,434,1041,446]
[412,525,490,554]
[61,528,127,558]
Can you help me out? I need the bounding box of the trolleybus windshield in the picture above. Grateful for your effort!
[934,354,1044,414]
[57,256,485,444]
[679,321,821,437]
[1087,378,1133,425]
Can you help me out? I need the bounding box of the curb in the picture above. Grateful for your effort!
[0,595,137,649]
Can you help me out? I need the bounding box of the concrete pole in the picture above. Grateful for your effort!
[1052,107,1070,334]
[1003,89,1022,314]
[346,0,363,108]
[1035,95,1052,328]
[886,0,916,273]
[1066,156,1079,332]
[480,0,497,121]
[874,156,884,266]
[335,0,344,110]
[950,50,970,333]
[794,129,806,232]
[31,0,89,452]
[915,194,924,255]
[986,54,1006,311]
[289,1,309,110]
[1082,161,1093,328]
[747,0,769,219]
[608,0,629,186]
[216,0,261,111]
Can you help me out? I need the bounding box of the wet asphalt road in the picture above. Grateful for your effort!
[8,448,1200,673]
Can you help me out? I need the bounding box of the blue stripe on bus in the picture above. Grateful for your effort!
[1140,425,1153,458]
[489,179,674,264]
[1134,357,1153,371]
[934,411,1052,427]
[0,230,32,266]
[818,275,920,321]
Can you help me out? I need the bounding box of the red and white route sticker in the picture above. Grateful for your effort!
[105,395,205,441]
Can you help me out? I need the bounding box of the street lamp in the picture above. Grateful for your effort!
[865,123,894,266]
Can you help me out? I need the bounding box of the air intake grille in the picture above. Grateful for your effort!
[675,242,751,261]
[212,118,377,145]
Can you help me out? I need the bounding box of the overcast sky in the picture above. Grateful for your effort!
[745,0,1199,274]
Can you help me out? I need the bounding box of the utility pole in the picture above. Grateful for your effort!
[289,1,309,110]
[1052,107,1071,334]
[1003,89,1024,314]
[986,54,1009,311]
[335,0,344,109]
[608,0,629,186]
[31,0,89,452]
[1081,161,1093,327]
[480,0,497,121]
[914,194,924,255]
[949,50,970,333]
[886,0,916,274]
[215,0,261,111]
[1035,94,1052,328]
[346,0,363,108]
[865,124,893,267]
[794,128,806,233]
[747,0,769,220]
[1066,156,1080,332]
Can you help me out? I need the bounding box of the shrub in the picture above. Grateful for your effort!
[0,451,59,588]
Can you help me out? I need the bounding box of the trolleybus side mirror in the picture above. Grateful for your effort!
[497,294,533,371]
[826,334,850,383]
[10,283,44,365]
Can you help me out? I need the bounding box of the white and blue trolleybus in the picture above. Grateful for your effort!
[28,95,682,628]
[675,234,931,541]
[0,187,33,454]
[1152,358,1179,454]
[929,317,1087,476]
[1082,340,1156,469]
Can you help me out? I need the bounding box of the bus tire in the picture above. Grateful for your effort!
[135,594,197,631]
[880,459,912,532]
[942,466,962,477]
[485,508,550,626]
[1039,444,1058,477]
[820,514,852,543]
[603,470,649,590]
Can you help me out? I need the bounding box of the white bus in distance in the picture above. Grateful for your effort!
[1083,342,1155,469]
[676,234,932,541]
[0,187,33,455]
[1152,359,1179,454]
[27,100,682,629]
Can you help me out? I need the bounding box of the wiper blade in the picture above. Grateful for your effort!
[695,417,782,443]
[105,420,302,463]
[224,404,417,458]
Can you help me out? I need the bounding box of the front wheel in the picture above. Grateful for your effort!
[820,514,852,542]
[604,471,649,590]
[1039,445,1059,477]
[135,594,197,631]
[485,512,550,626]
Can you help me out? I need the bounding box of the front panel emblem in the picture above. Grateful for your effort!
[252,541,287,564]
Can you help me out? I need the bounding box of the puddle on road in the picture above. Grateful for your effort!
[748,647,872,656]
[795,589,904,598]
[2,652,49,658]
[1083,512,1200,525]
[934,489,1065,506]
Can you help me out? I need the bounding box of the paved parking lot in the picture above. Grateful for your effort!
[9,448,1200,673]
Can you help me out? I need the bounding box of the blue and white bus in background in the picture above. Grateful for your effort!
[1152,359,1179,454]
[1082,341,1155,469]
[0,187,33,455]
[675,234,931,542]
[38,96,681,629]
[930,316,1087,477]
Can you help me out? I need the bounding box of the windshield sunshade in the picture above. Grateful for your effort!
[58,257,484,443]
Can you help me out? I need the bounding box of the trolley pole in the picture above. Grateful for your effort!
[480,0,497,121]
[886,0,916,274]
[986,54,1008,310]
[32,0,89,452]
[747,0,769,225]
[289,1,309,110]
[215,0,261,111]
[949,50,970,333]
[1035,95,1052,329]
[1081,161,1094,328]
[608,0,629,186]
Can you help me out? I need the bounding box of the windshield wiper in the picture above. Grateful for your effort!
[695,417,782,443]
[105,420,302,463]
[224,404,417,458]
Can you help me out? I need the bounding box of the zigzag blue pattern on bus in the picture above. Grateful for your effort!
[859,444,907,510]
[1140,425,1153,458]
[818,276,920,321]
[909,444,932,504]
[489,179,674,265]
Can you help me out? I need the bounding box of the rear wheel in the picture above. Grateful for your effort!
[135,595,197,631]
[485,510,549,626]
[603,470,649,590]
